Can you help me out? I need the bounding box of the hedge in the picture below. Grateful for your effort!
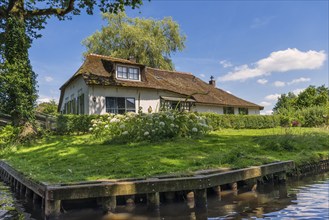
[200,113,280,130]
[56,114,99,134]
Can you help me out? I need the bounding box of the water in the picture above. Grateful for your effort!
[0,173,328,220]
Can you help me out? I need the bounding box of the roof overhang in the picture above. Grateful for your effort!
[161,96,196,102]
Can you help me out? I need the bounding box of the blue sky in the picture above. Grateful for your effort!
[30,0,328,114]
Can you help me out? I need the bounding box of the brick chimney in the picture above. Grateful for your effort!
[209,75,216,87]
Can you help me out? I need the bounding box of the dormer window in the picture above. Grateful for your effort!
[117,65,140,80]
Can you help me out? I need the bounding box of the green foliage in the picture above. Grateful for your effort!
[0,125,17,148]
[274,85,329,113]
[83,12,186,70]
[91,111,211,143]
[36,99,58,116]
[0,16,37,126]
[201,113,280,130]
[278,105,328,127]
[56,114,98,135]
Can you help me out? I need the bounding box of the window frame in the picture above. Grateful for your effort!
[238,107,249,115]
[223,107,235,115]
[105,97,136,114]
[116,65,140,81]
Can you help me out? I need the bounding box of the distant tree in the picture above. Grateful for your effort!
[273,92,297,113]
[36,100,58,116]
[273,85,329,113]
[82,12,186,70]
[0,0,144,127]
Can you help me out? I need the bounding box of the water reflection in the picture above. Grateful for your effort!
[0,173,328,219]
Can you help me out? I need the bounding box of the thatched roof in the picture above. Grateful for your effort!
[59,54,263,110]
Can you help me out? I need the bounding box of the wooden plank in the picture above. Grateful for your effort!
[0,161,47,198]
[47,161,294,200]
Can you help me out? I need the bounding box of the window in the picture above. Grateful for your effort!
[106,97,136,114]
[224,107,234,114]
[117,65,140,80]
[77,94,84,114]
[160,99,192,112]
[238,108,248,115]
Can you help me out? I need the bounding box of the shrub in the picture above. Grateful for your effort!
[276,105,328,127]
[0,125,17,148]
[200,113,280,130]
[90,111,211,143]
[56,114,98,134]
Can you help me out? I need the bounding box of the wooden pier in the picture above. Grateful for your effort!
[0,160,301,219]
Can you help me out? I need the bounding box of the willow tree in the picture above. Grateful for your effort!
[83,12,186,71]
[0,0,143,127]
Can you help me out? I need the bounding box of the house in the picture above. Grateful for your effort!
[58,54,263,115]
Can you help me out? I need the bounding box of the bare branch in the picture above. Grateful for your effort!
[24,0,75,17]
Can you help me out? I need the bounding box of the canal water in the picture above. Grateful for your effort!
[0,172,328,220]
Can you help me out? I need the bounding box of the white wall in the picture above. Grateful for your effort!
[194,104,223,114]
[88,86,186,114]
[248,108,260,115]
[60,76,89,113]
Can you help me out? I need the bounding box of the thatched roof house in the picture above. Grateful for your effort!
[59,54,263,115]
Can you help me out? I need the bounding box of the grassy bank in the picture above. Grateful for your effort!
[1,127,328,184]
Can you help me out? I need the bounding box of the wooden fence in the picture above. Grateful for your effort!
[0,112,56,130]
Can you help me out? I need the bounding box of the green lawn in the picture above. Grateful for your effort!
[1,127,328,184]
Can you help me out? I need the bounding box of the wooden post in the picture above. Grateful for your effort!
[230,182,238,196]
[32,193,40,205]
[147,192,160,210]
[213,186,221,201]
[194,189,207,209]
[25,188,33,200]
[44,199,61,219]
[101,196,117,213]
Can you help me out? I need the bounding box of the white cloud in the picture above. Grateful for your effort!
[257,78,268,85]
[44,76,54,82]
[259,101,272,107]
[288,77,311,85]
[37,94,58,104]
[265,93,281,101]
[200,73,205,78]
[220,60,233,68]
[260,110,273,115]
[273,81,286,87]
[293,88,305,95]
[219,48,327,82]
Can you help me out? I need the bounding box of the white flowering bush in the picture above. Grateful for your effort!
[90,111,212,143]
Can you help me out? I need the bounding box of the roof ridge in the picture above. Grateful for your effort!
[147,67,193,75]
[87,53,140,64]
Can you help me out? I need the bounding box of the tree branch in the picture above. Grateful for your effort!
[0,6,6,18]
[24,0,75,17]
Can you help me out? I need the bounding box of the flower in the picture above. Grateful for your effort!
[144,131,149,136]
[119,124,125,129]
[122,131,129,135]
[110,118,120,123]
[192,127,198,132]
[159,121,165,126]
[89,128,93,131]
[104,125,109,128]
[170,123,175,127]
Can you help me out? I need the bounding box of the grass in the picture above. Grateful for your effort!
[1,127,328,184]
